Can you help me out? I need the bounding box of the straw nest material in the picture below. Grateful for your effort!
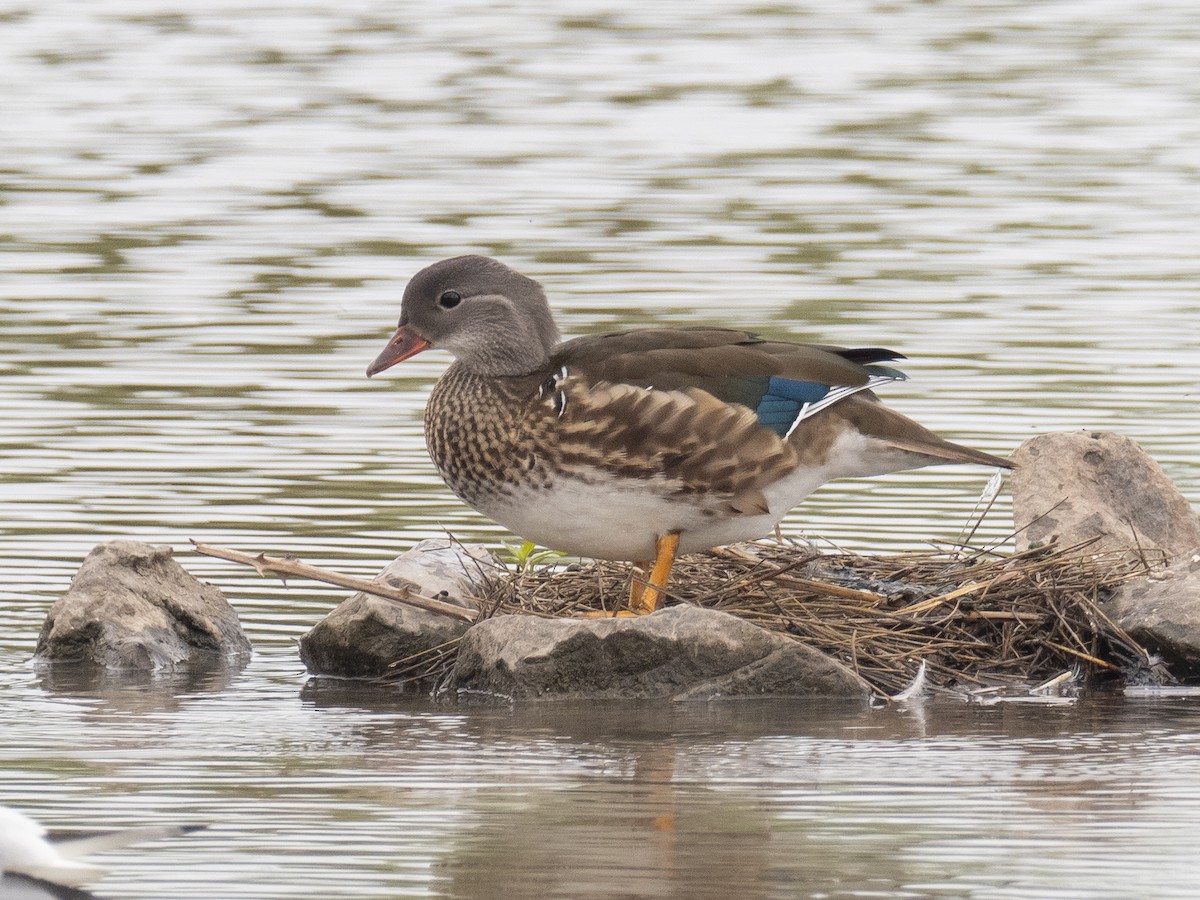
[424,537,1160,697]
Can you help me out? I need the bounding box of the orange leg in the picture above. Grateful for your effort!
[581,560,650,618]
[580,533,681,617]
[632,532,680,614]
[628,560,650,609]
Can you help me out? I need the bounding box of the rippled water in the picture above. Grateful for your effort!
[3,1,1200,897]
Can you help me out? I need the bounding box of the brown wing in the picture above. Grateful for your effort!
[533,327,1009,498]
[526,372,798,515]
[553,327,880,389]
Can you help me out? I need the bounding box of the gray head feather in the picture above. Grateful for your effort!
[399,255,561,376]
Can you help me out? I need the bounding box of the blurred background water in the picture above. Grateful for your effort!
[2,1,1200,897]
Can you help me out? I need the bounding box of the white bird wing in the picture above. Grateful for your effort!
[0,806,104,888]
[0,806,201,889]
[48,825,194,860]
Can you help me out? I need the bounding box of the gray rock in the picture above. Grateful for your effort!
[35,540,251,670]
[299,539,490,680]
[1104,551,1200,675]
[1011,431,1200,560]
[447,604,871,701]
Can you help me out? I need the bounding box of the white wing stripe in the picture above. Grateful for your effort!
[784,373,904,439]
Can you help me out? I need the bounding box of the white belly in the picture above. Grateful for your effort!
[481,461,842,562]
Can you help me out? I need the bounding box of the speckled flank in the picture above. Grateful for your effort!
[428,362,797,517]
[425,364,547,509]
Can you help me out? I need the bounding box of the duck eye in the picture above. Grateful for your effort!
[438,290,462,309]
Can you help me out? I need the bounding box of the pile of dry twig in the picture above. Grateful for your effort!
[476,538,1159,695]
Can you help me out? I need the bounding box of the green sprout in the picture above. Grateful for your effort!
[500,539,566,572]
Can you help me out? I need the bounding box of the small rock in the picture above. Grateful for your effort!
[299,539,490,680]
[446,605,871,701]
[1011,432,1200,560]
[35,540,251,670]
[1104,552,1200,675]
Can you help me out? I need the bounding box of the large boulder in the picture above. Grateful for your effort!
[1011,432,1200,560]
[299,539,489,680]
[446,604,871,701]
[1104,551,1200,676]
[35,541,251,670]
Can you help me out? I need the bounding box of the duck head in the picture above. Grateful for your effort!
[367,255,561,378]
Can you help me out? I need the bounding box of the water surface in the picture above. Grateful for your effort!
[3,1,1200,897]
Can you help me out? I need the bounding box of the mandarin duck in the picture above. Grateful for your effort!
[368,255,1012,614]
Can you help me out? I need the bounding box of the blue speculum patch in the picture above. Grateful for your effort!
[754,376,832,436]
